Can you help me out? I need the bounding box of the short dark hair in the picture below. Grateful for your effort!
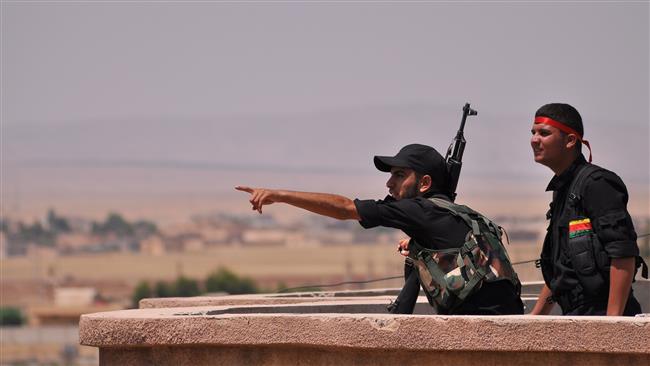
[536,103,583,154]
[535,103,584,137]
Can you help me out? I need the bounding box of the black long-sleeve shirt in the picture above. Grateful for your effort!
[541,154,640,309]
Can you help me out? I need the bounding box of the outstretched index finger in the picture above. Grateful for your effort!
[235,186,254,193]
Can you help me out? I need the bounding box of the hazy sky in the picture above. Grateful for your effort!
[1,1,648,221]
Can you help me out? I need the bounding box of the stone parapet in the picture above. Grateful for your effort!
[80,302,649,365]
[80,280,650,365]
[81,303,650,352]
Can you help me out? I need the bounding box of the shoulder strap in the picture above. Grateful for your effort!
[430,198,478,237]
[567,164,601,199]
[429,197,476,223]
[565,164,602,216]
[428,197,501,237]
[429,197,464,214]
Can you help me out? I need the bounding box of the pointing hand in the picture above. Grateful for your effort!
[235,186,278,214]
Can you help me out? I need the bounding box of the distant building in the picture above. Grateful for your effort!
[140,235,166,256]
[242,229,289,246]
[309,229,355,244]
[199,227,230,245]
[182,237,205,252]
[26,244,58,259]
[285,232,319,247]
[27,287,122,326]
[55,287,96,307]
[56,232,97,252]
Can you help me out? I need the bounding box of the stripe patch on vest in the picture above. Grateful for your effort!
[569,218,592,238]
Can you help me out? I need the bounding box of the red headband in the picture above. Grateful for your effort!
[534,116,592,163]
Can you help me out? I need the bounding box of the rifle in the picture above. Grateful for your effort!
[445,103,477,202]
[387,103,478,315]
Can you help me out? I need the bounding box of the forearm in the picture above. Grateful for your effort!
[237,185,361,220]
[606,257,635,316]
[277,190,360,220]
[530,284,555,315]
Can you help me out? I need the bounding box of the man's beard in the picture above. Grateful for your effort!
[401,180,420,199]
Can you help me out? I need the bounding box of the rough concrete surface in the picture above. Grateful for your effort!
[82,281,650,365]
[80,302,650,353]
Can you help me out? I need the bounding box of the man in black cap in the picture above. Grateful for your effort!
[237,143,524,315]
[529,103,645,316]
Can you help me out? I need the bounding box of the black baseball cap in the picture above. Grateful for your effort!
[374,144,448,191]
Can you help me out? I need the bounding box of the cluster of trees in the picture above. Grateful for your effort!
[2,210,69,247]
[2,210,158,248]
[0,307,24,326]
[91,213,157,238]
[131,267,259,308]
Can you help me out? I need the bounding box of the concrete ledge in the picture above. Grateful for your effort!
[82,281,650,365]
[80,302,650,353]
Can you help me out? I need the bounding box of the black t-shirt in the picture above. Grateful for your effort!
[354,193,523,315]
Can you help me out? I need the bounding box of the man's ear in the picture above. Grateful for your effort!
[419,175,432,193]
[565,134,578,150]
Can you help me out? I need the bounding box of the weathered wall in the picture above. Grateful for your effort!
[81,305,649,366]
[99,346,649,366]
[80,281,650,366]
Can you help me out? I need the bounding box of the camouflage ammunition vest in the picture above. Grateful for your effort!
[408,198,521,312]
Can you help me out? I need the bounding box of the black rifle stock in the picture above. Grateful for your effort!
[446,103,477,202]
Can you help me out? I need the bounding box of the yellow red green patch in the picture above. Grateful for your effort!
[569,218,592,238]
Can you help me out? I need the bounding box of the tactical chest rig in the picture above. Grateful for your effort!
[540,164,648,309]
[408,198,520,313]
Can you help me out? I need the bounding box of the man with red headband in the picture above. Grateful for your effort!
[529,103,646,316]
